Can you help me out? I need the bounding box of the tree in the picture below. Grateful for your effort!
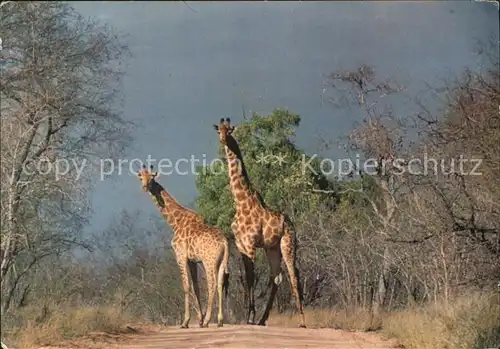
[324,64,411,314]
[409,50,500,292]
[321,53,499,312]
[0,1,132,314]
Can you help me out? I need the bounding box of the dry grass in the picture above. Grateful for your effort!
[269,292,500,349]
[268,307,382,331]
[3,292,498,349]
[383,292,500,349]
[4,304,135,349]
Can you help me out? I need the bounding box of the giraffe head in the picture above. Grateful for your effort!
[213,117,237,146]
[137,164,160,192]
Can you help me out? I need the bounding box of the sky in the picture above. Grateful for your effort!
[70,1,499,234]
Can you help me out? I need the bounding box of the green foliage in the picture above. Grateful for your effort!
[195,160,235,233]
[195,108,338,234]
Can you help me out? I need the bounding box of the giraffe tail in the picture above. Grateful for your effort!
[222,241,230,299]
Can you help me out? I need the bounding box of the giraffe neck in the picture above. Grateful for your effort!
[224,136,262,209]
[147,180,192,231]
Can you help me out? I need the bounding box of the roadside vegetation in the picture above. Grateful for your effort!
[1,2,498,349]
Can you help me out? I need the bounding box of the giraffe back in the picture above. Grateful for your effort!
[171,211,228,263]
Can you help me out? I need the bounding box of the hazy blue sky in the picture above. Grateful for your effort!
[71,1,498,234]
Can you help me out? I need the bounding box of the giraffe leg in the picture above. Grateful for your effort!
[188,261,205,327]
[201,265,217,328]
[258,246,282,326]
[241,253,256,325]
[178,259,191,329]
[281,233,306,328]
[216,260,226,327]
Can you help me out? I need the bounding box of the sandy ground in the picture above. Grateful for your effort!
[39,325,401,349]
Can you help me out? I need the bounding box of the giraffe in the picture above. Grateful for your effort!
[212,118,306,328]
[137,164,230,328]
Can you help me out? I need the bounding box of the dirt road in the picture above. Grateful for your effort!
[102,325,400,349]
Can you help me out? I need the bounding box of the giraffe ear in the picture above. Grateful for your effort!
[213,124,219,131]
[152,171,159,179]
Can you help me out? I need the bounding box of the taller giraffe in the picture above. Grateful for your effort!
[212,118,306,328]
[137,164,230,328]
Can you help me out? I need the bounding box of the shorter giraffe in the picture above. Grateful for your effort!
[213,118,306,328]
[137,164,230,328]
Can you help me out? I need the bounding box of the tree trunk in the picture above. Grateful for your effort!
[373,246,390,315]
